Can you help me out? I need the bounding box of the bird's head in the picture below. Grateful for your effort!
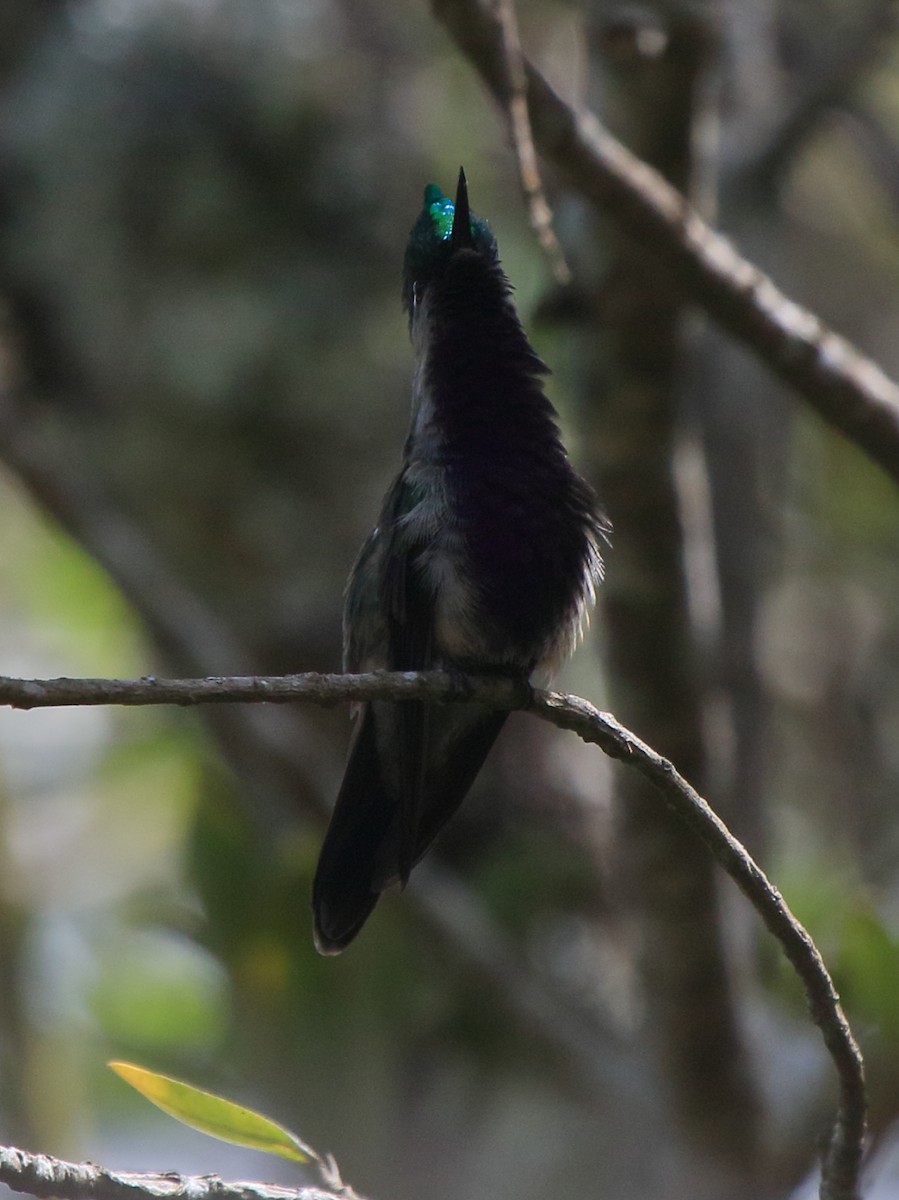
[402,168,498,320]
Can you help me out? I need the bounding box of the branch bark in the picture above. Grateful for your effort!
[0,669,867,1200]
[431,0,899,489]
[0,1146,342,1200]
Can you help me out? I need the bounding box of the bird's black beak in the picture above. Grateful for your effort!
[450,167,473,253]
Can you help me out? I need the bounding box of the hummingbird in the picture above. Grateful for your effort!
[312,169,609,954]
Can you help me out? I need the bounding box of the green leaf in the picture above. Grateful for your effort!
[109,1061,318,1163]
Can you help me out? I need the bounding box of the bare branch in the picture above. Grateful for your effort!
[0,669,523,710]
[0,668,867,1199]
[0,1145,344,1200]
[494,0,571,284]
[432,0,899,490]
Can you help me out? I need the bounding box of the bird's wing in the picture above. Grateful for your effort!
[342,468,435,671]
[342,523,386,676]
[378,468,436,883]
[315,468,433,952]
[332,468,438,891]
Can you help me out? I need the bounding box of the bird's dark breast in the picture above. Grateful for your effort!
[452,448,591,661]
[426,253,598,664]
[434,382,594,662]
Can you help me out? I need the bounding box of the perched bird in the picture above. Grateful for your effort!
[312,169,608,954]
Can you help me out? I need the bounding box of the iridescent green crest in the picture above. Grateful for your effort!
[402,174,497,313]
[424,184,455,241]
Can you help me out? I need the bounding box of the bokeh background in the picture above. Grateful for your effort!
[2,1,899,1198]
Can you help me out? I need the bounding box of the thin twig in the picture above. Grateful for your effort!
[432,0,899,490]
[0,669,867,1199]
[494,0,571,284]
[531,692,866,1200]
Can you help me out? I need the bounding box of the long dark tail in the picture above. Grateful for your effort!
[312,702,508,954]
[313,705,390,954]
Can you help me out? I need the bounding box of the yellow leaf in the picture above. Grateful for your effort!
[109,1061,317,1163]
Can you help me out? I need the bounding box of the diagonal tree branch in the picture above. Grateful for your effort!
[431,0,899,489]
[0,669,867,1200]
